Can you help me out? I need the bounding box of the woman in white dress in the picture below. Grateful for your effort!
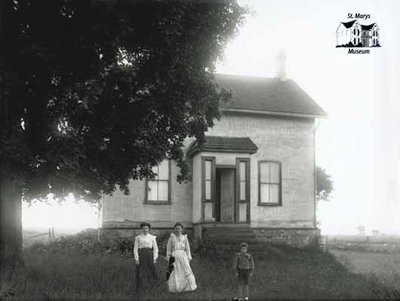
[166,222,197,292]
[133,222,158,292]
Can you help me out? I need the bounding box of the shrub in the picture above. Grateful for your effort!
[25,228,181,258]
[195,235,216,257]
[25,229,120,256]
[157,231,171,256]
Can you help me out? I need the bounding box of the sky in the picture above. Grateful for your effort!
[23,0,400,235]
[23,194,99,233]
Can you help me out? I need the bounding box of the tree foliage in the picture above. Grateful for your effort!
[0,0,247,202]
[316,166,333,202]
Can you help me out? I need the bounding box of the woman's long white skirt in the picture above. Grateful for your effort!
[168,250,197,292]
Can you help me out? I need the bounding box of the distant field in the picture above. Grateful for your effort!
[326,235,400,253]
[23,229,51,247]
[328,234,400,243]
[330,249,400,296]
[326,234,400,296]
[23,227,90,248]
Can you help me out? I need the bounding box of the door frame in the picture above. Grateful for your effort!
[201,156,251,224]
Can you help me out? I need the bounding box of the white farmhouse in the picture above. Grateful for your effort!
[100,73,327,247]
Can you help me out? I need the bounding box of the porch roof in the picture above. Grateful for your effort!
[187,136,258,157]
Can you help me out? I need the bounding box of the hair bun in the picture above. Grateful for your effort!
[140,222,151,229]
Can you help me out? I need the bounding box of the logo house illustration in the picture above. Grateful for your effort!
[336,20,381,47]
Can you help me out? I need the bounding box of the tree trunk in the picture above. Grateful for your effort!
[0,176,25,296]
[0,3,26,296]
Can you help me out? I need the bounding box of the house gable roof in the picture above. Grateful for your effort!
[215,74,327,118]
[187,136,258,157]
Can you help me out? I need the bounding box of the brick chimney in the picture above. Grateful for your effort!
[275,50,287,81]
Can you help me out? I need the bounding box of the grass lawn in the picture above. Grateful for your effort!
[330,249,400,292]
[7,245,391,300]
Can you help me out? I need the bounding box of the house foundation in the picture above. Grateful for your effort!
[252,227,320,247]
[194,223,320,248]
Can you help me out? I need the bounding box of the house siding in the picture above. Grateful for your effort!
[208,112,315,228]
[102,112,316,231]
[102,160,192,228]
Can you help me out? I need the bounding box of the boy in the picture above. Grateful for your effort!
[233,242,254,301]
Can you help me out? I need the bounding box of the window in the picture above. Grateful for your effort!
[258,161,281,205]
[146,160,171,203]
[202,157,215,221]
[237,158,250,223]
[237,158,250,202]
[239,161,247,201]
[204,160,212,200]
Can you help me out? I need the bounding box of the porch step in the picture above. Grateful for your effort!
[205,234,258,243]
[202,226,262,251]
[203,227,255,237]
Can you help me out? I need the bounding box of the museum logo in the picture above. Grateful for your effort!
[336,13,381,54]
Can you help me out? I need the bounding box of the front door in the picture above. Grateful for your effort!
[216,168,235,222]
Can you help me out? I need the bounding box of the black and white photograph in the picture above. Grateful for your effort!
[0,0,399,300]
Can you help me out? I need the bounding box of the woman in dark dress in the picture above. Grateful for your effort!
[133,222,159,292]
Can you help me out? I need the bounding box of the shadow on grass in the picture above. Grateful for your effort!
[6,245,391,300]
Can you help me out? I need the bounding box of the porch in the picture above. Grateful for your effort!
[188,136,258,226]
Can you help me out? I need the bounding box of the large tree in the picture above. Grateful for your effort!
[0,0,246,288]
